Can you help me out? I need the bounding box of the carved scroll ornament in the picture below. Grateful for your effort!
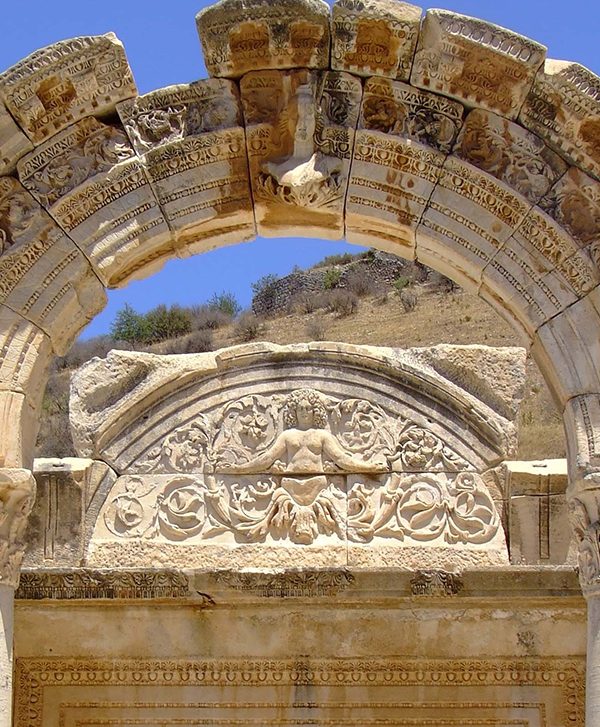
[98,388,500,547]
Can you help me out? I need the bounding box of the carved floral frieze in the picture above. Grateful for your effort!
[137,388,472,476]
[95,388,502,548]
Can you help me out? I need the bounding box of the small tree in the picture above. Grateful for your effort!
[144,304,192,342]
[209,291,242,317]
[110,304,148,345]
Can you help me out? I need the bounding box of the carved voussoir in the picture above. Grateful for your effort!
[0,34,137,145]
[510,205,599,303]
[242,69,362,239]
[417,157,532,295]
[117,81,256,255]
[411,10,546,120]
[197,0,331,78]
[539,166,600,269]
[16,117,173,288]
[0,306,52,403]
[360,77,464,154]
[453,109,567,204]
[347,132,444,253]
[0,176,106,353]
[0,468,35,587]
[520,60,600,182]
[532,290,600,405]
[0,101,33,175]
[331,0,422,81]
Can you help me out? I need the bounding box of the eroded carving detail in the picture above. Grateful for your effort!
[454,109,567,203]
[410,569,464,596]
[213,569,354,596]
[0,469,36,588]
[15,570,191,600]
[0,34,136,144]
[361,77,464,153]
[18,117,135,208]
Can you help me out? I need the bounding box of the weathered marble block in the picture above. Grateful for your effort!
[0,307,53,404]
[417,157,533,295]
[411,10,546,119]
[197,0,331,78]
[359,77,465,154]
[17,117,173,288]
[539,166,600,269]
[346,132,444,254]
[0,392,39,470]
[0,34,137,145]
[453,109,567,204]
[512,206,599,299]
[0,102,32,175]
[23,458,116,568]
[532,289,600,405]
[479,234,580,337]
[331,0,422,81]
[0,177,106,353]
[520,60,600,182]
[241,69,362,239]
[118,80,255,255]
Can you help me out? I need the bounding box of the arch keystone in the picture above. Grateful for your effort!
[0,34,137,145]
[411,10,546,119]
[197,0,331,78]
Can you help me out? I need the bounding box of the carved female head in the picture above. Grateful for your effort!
[283,389,328,430]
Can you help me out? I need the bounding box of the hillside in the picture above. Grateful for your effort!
[38,263,564,462]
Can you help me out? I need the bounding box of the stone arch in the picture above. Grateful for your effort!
[0,1,600,719]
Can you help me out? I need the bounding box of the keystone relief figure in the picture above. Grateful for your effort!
[223,389,387,544]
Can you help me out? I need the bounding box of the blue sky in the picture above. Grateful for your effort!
[1,1,599,338]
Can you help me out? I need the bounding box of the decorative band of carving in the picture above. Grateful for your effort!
[213,569,355,597]
[410,570,464,596]
[15,570,192,600]
[14,655,585,727]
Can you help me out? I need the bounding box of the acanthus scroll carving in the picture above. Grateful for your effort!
[97,388,502,547]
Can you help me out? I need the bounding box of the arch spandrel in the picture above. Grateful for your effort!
[0,1,598,584]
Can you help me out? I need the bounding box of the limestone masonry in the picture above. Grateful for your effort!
[0,0,600,724]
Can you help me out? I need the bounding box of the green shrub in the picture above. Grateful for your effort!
[144,304,192,342]
[110,304,150,345]
[251,273,279,297]
[323,267,342,290]
[393,276,410,294]
[208,291,242,317]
